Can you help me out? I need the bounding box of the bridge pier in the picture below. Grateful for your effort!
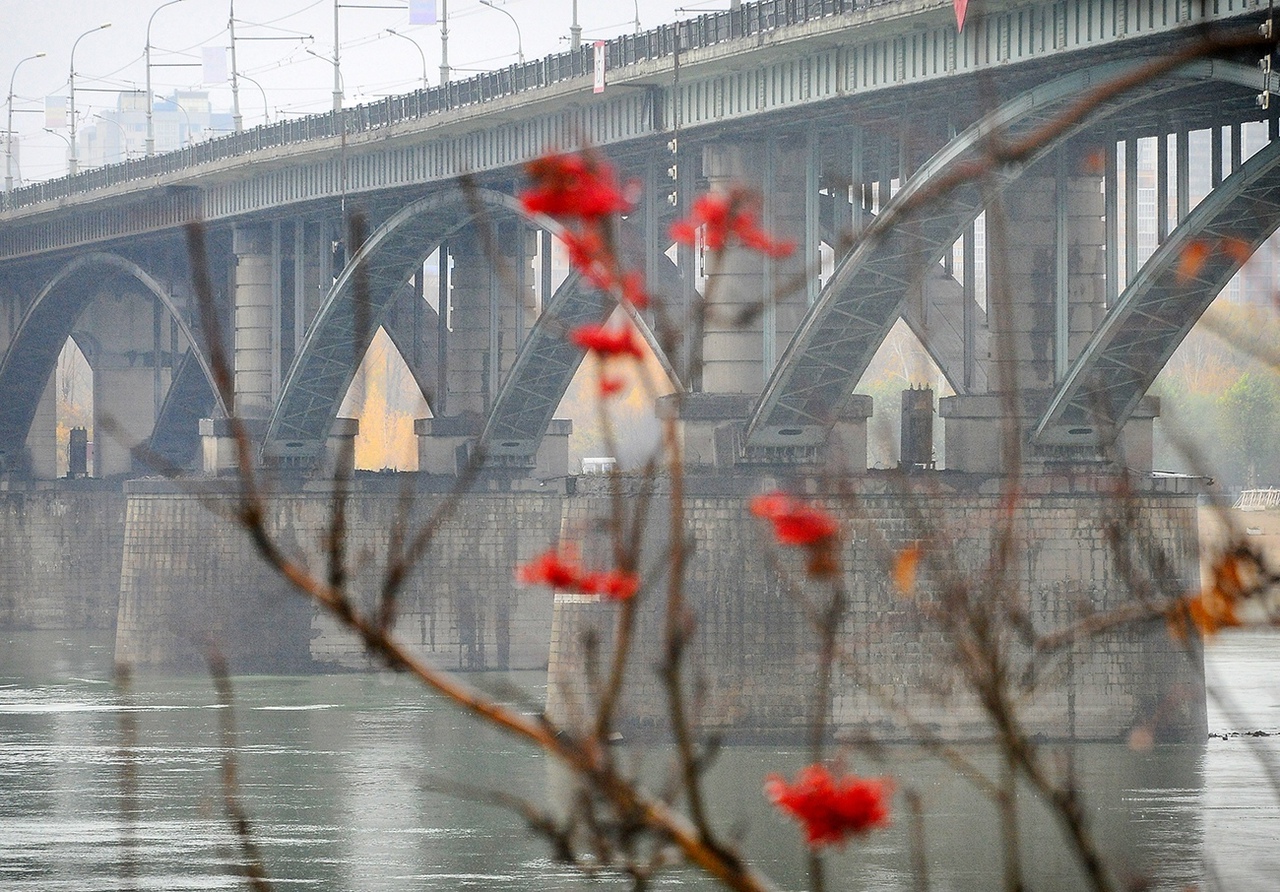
[232,224,280,420]
[25,377,58,479]
[418,220,539,472]
[549,472,1207,743]
[89,291,173,476]
[942,159,1156,473]
[672,137,874,470]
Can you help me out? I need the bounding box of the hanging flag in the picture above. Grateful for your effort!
[45,96,66,129]
[593,41,606,94]
[409,0,437,25]
[202,46,229,84]
[954,0,969,31]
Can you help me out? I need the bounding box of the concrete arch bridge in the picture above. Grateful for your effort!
[0,0,1270,741]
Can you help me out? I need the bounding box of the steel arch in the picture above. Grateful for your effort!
[0,252,224,469]
[265,188,675,461]
[745,58,1278,449]
[1035,137,1280,447]
[481,250,684,460]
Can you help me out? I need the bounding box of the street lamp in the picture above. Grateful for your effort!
[305,46,345,110]
[439,0,450,84]
[146,0,192,156]
[6,51,46,198]
[386,29,428,91]
[479,0,524,64]
[633,0,641,35]
[93,113,134,163]
[235,71,271,127]
[331,0,343,111]
[69,21,113,176]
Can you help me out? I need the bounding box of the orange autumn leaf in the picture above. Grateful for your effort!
[1176,239,1212,284]
[1080,148,1107,175]
[1221,237,1252,267]
[891,546,921,595]
[1168,549,1258,638]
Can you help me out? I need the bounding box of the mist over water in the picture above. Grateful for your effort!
[0,629,1276,890]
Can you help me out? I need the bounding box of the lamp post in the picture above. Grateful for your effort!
[93,113,133,164]
[386,29,428,91]
[69,21,113,176]
[6,51,45,198]
[479,1,524,64]
[305,46,344,109]
[332,0,343,111]
[236,71,270,127]
[146,0,191,156]
[440,0,450,84]
[633,0,641,35]
[570,0,581,51]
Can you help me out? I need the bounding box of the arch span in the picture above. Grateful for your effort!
[1034,136,1280,446]
[265,188,675,462]
[745,58,1277,449]
[481,249,684,461]
[0,252,224,470]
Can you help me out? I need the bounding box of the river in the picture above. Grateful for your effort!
[0,629,1276,891]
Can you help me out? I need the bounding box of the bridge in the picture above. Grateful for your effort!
[0,0,1262,741]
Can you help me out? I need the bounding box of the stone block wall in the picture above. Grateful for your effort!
[0,484,125,630]
[10,467,1206,743]
[114,477,565,674]
[548,472,1206,743]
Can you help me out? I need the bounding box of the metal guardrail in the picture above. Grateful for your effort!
[2,0,878,212]
[1234,488,1280,511]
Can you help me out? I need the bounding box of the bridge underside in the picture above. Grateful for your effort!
[1,13,1277,480]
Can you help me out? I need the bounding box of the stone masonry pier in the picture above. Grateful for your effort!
[0,470,1206,743]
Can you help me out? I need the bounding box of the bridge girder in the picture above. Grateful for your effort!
[0,252,223,472]
[745,58,1277,451]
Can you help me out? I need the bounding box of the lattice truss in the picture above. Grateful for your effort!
[0,253,220,465]
[266,190,673,462]
[1036,136,1280,445]
[746,59,1276,449]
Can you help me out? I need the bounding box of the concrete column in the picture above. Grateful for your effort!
[444,226,491,416]
[986,170,1105,394]
[699,140,809,394]
[293,220,332,351]
[232,224,276,418]
[95,366,165,477]
[943,161,1111,474]
[72,285,171,478]
[441,222,532,415]
[496,221,535,383]
[25,373,58,479]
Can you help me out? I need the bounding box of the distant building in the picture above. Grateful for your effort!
[1118,122,1278,308]
[78,90,234,167]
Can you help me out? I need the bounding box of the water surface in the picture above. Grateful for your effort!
[1,630,1276,890]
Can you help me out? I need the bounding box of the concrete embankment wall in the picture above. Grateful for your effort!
[113,477,566,673]
[548,472,1207,743]
[0,484,126,631]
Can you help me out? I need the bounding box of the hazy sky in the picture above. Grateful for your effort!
[1,0,718,184]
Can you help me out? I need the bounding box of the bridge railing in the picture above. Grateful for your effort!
[2,0,877,213]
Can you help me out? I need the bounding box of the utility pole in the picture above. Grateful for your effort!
[439,0,450,84]
[332,0,342,111]
[6,52,46,197]
[229,0,243,131]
